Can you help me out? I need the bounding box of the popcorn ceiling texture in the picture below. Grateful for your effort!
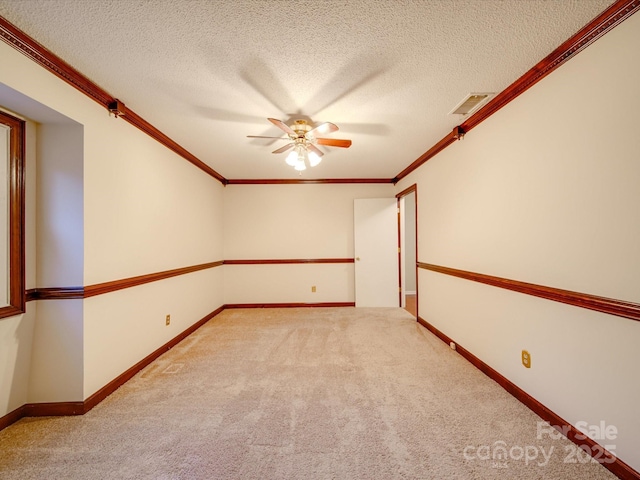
[0,0,613,179]
[0,308,617,479]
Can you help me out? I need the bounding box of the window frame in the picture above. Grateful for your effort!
[0,109,25,319]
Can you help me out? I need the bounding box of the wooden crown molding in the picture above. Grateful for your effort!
[395,0,640,182]
[0,16,112,107]
[3,3,638,186]
[417,317,640,480]
[0,15,227,185]
[394,132,457,183]
[121,109,227,184]
[226,178,393,185]
[460,0,640,134]
[418,262,640,323]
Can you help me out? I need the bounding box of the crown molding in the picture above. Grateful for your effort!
[4,2,637,186]
[226,178,393,185]
[395,0,640,182]
[0,15,227,185]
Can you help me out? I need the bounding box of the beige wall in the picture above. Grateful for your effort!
[395,12,640,471]
[0,38,225,408]
[1,9,639,473]
[0,115,36,415]
[223,184,394,304]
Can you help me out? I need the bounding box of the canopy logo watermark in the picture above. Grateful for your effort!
[463,421,617,469]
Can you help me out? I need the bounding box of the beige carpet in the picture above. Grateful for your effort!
[0,308,616,479]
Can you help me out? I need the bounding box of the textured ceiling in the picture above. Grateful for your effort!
[0,0,613,180]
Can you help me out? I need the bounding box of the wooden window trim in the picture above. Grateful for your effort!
[0,110,26,319]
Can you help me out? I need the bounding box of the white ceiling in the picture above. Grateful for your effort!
[0,0,613,180]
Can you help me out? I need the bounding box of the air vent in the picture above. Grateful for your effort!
[448,93,493,116]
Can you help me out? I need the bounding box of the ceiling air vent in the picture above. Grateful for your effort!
[448,93,493,116]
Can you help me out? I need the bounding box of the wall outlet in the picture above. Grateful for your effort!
[311,286,316,293]
[166,315,171,326]
[522,350,531,368]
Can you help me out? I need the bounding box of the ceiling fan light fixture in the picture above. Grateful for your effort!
[249,118,351,172]
[308,150,321,167]
[285,150,298,166]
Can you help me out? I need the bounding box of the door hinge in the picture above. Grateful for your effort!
[398,247,401,253]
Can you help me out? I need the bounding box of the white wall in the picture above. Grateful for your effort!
[403,192,416,292]
[223,184,394,304]
[396,12,640,472]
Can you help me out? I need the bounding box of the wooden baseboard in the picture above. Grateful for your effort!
[83,305,225,413]
[23,402,85,417]
[1,301,355,431]
[0,305,225,431]
[0,404,25,431]
[225,302,355,309]
[416,316,640,480]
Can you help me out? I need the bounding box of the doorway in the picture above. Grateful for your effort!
[397,186,417,318]
[354,198,399,307]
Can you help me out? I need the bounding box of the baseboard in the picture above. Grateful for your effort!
[224,302,355,309]
[0,405,25,431]
[1,301,355,431]
[24,401,85,416]
[0,305,225,431]
[416,316,640,480]
[83,305,225,413]
[1,301,366,432]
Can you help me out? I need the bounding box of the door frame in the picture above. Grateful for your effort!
[396,184,418,317]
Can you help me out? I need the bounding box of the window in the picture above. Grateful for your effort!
[0,109,25,319]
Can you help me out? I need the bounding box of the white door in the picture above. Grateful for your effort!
[354,198,399,307]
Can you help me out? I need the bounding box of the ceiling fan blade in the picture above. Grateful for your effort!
[247,135,289,139]
[307,144,324,157]
[307,121,338,137]
[267,118,296,136]
[315,138,352,148]
[272,143,295,154]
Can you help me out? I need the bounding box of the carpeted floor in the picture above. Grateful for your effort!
[0,308,616,479]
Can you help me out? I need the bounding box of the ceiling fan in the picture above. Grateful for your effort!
[248,118,352,171]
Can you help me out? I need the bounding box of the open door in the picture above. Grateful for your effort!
[354,198,398,307]
[397,186,418,318]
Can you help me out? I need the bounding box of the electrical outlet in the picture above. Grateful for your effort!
[311,286,316,293]
[522,350,531,368]
[166,315,171,326]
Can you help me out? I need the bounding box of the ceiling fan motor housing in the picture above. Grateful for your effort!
[291,120,312,138]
